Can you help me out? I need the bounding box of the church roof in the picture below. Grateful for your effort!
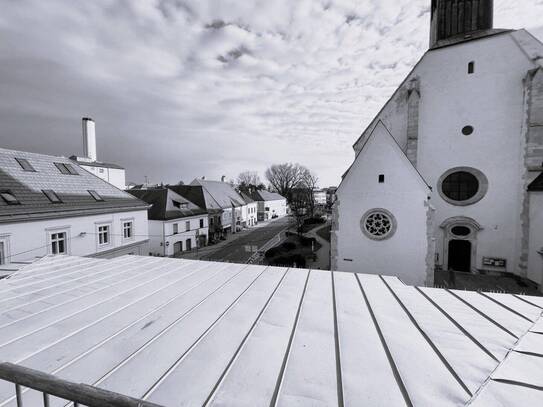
[528,172,543,191]
[0,255,542,406]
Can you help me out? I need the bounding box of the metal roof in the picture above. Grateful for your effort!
[0,148,147,223]
[0,255,542,406]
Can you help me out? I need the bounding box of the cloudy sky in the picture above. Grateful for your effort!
[1,0,543,187]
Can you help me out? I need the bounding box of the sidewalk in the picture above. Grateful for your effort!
[305,223,331,270]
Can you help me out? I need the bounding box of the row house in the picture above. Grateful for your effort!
[0,147,150,270]
[127,188,208,256]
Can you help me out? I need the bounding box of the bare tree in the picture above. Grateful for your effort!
[236,171,264,193]
[300,169,319,217]
[265,163,308,202]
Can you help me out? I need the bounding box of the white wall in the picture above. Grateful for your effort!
[147,214,209,257]
[242,202,258,227]
[0,209,149,264]
[80,165,126,190]
[334,124,431,286]
[264,199,287,219]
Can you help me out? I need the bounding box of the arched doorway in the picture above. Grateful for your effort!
[440,216,482,273]
[448,240,471,272]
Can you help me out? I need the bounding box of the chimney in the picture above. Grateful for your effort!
[221,175,226,182]
[82,117,97,162]
[430,0,493,48]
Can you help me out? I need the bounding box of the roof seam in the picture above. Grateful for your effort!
[380,277,472,397]
[355,274,413,407]
[141,265,268,400]
[477,292,534,323]
[269,269,311,407]
[330,271,345,407]
[415,287,498,362]
[513,294,543,310]
[445,289,518,339]
[203,267,290,405]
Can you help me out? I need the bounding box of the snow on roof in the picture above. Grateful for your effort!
[0,255,542,406]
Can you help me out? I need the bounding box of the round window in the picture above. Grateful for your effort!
[462,126,474,135]
[360,209,397,240]
[451,226,471,236]
[437,167,488,206]
[442,171,479,201]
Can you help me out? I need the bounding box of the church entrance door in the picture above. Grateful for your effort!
[448,240,471,272]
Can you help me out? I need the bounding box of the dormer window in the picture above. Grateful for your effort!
[15,158,36,172]
[88,190,104,201]
[54,162,79,175]
[0,190,20,205]
[42,189,62,203]
[172,200,188,209]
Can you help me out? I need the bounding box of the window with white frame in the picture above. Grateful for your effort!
[122,221,133,240]
[50,232,67,254]
[98,225,110,246]
[173,223,179,234]
[185,221,190,231]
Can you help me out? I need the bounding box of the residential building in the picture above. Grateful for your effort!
[70,118,126,189]
[0,147,149,265]
[333,0,543,288]
[254,190,288,221]
[190,178,247,233]
[166,184,224,243]
[1,254,542,406]
[313,189,327,206]
[240,192,258,227]
[127,188,208,256]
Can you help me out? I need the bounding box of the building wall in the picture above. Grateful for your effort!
[243,202,258,227]
[0,209,149,263]
[264,199,287,219]
[314,191,327,205]
[415,34,534,274]
[334,126,431,286]
[528,192,543,288]
[80,165,126,190]
[147,214,208,257]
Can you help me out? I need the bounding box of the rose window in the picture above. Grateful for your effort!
[361,209,396,240]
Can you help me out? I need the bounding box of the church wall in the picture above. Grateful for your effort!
[527,192,543,288]
[414,33,534,274]
[335,131,430,286]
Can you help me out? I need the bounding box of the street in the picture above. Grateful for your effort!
[179,216,293,263]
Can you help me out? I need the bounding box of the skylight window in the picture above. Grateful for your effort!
[42,189,62,203]
[88,190,104,201]
[54,162,79,175]
[0,190,20,205]
[15,158,36,172]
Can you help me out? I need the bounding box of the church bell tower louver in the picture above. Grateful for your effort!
[430,0,494,48]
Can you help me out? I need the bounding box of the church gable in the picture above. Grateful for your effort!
[342,121,430,197]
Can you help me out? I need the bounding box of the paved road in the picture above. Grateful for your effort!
[201,217,293,263]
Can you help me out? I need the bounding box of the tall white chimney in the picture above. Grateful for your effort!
[82,117,97,161]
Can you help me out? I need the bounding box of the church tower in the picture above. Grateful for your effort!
[430,0,494,48]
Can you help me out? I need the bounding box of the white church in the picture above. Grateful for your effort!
[332,0,543,289]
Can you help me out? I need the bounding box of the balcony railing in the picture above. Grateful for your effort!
[0,362,163,407]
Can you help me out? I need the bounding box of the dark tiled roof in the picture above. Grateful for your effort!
[528,172,543,191]
[0,148,147,223]
[127,188,207,220]
[166,185,211,211]
[257,190,286,201]
[240,192,255,204]
[69,156,124,170]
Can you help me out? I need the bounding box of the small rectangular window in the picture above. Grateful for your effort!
[123,221,133,239]
[199,219,204,228]
[51,232,67,255]
[88,190,104,201]
[0,241,5,265]
[185,221,190,231]
[0,190,20,205]
[378,174,385,183]
[15,158,36,172]
[210,217,214,226]
[468,61,474,74]
[98,225,110,245]
[172,200,181,208]
[42,189,62,203]
[173,223,178,234]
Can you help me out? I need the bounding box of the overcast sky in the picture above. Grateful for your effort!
[1,0,543,187]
